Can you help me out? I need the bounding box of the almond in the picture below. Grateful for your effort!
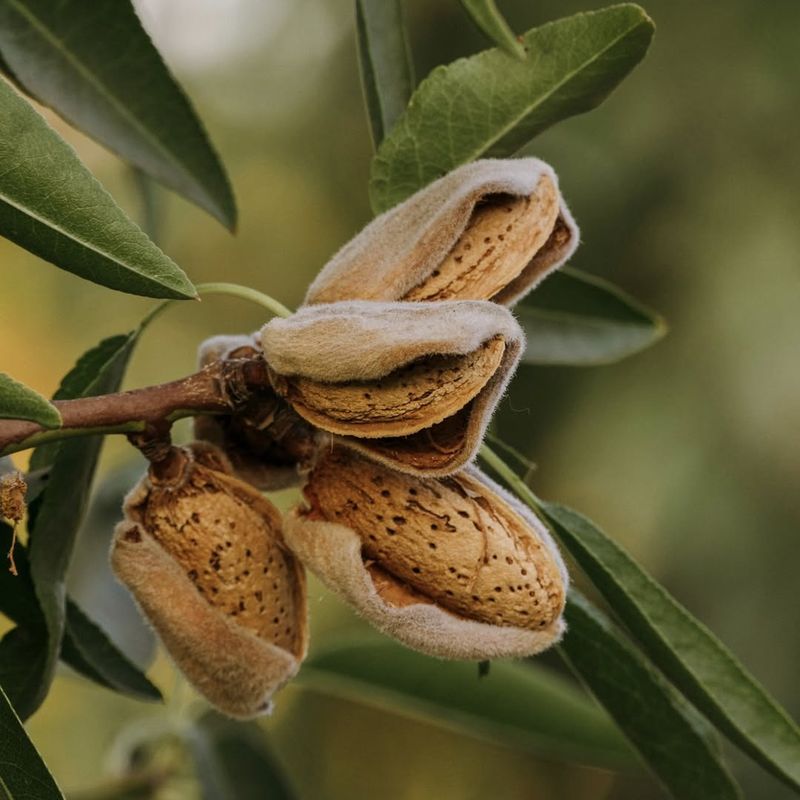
[303,448,565,632]
[403,174,560,302]
[111,442,307,718]
[272,337,505,438]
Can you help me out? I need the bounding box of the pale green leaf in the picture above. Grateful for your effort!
[356,0,415,147]
[0,0,236,228]
[0,79,196,299]
[459,0,526,59]
[370,4,654,213]
[300,637,633,768]
[519,267,666,365]
[0,373,60,428]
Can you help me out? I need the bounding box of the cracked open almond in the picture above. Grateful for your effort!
[261,300,524,476]
[284,448,567,659]
[111,442,307,719]
[304,158,578,307]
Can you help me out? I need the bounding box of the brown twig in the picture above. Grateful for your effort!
[0,356,272,457]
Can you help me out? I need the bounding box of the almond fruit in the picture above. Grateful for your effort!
[271,336,505,438]
[303,158,578,308]
[111,442,307,718]
[284,448,567,659]
[403,174,561,302]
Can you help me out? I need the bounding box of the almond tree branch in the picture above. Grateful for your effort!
[0,356,271,457]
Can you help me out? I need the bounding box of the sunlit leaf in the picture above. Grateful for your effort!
[561,592,741,800]
[300,637,633,768]
[370,4,654,213]
[545,503,800,793]
[0,373,60,428]
[519,267,666,365]
[356,0,415,148]
[0,0,236,228]
[0,79,196,299]
[459,0,526,59]
[0,681,64,798]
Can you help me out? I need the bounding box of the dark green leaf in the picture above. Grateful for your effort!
[62,601,161,703]
[0,627,48,720]
[356,0,415,148]
[0,681,64,798]
[188,713,296,800]
[0,79,196,299]
[0,0,236,228]
[0,522,159,708]
[26,332,139,715]
[545,503,800,793]
[370,4,654,213]
[560,592,741,800]
[459,0,526,59]
[519,267,666,365]
[300,637,633,768]
[0,373,60,428]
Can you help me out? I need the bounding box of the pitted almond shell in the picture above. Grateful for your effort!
[271,337,505,438]
[303,157,579,308]
[283,449,567,660]
[402,174,561,302]
[111,443,308,718]
[261,300,524,476]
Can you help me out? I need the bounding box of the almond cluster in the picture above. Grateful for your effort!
[112,157,579,718]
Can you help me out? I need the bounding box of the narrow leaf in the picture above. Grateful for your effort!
[300,637,633,768]
[0,79,196,299]
[0,522,159,707]
[370,4,654,213]
[459,0,526,59]
[188,713,296,800]
[356,0,415,147]
[0,0,236,228]
[26,332,139,714]
[0,373,60,428]
[545,503,800,793]
[561,592,741,800]
[518,267,666,365]
[0,682,64,799]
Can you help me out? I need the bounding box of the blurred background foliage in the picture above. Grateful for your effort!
[1,0,798,797]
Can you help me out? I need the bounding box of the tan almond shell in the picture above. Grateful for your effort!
[303,158,578,308]
[261,300,523,476]
[111,443,308,718]
[284,451,567,660]
[195,334,305,491]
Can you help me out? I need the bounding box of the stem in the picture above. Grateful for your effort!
[0,357,271,457]
[479,442,546,513]
[194,282,294,319]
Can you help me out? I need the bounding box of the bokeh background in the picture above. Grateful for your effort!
[1,0,798,797]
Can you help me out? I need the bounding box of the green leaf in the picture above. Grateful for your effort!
[0,681,64,799]
[560,592,741,800]
[370,4,655,213]
[0,79,196,299]
[0,0,236,228]
[544,502,800,793]
[518,267,666,365]
[459,0,526,59]
[0,373,60,428]
[0,524,160,709]
[26,332,139,715]
[62,601,161,703]
[356,0,415,148]
[188,713,296,800]
[300,637,633,768]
